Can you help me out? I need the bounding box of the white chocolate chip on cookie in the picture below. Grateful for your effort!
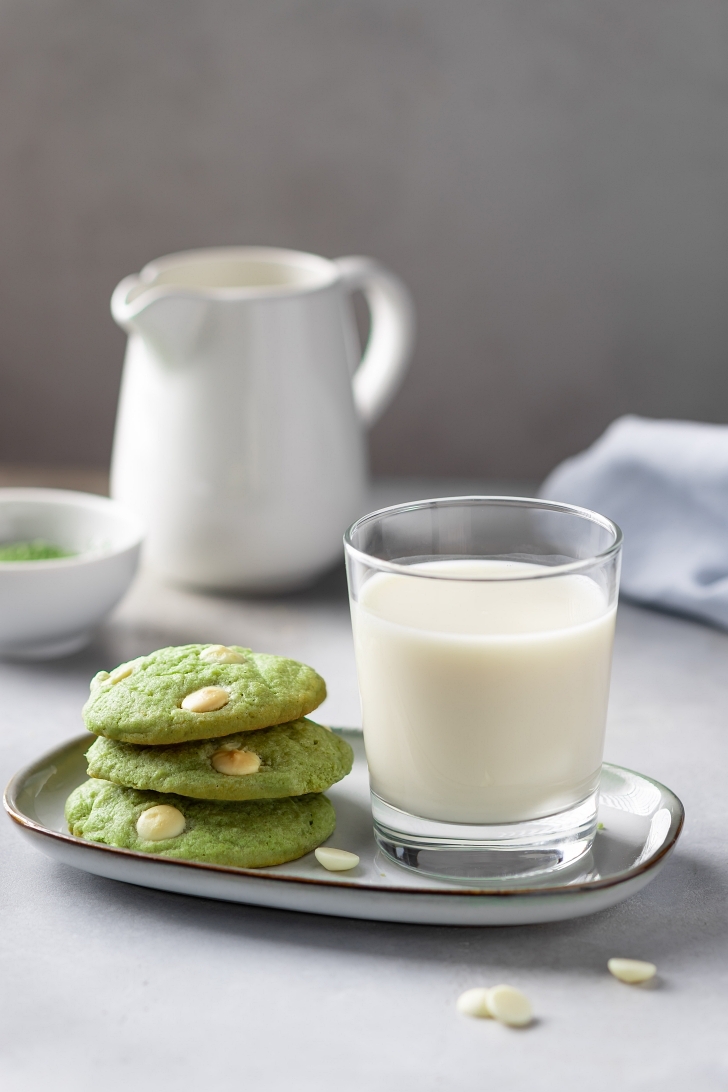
[314,847,360,871]
[109,664,133,684]
[485,985,532,1027]
[181,686,230,712]
[136,805,186,841]
[607,958,657,984]
[456,988,493,1019]
[200,644,247,664]
[211,749,261,776]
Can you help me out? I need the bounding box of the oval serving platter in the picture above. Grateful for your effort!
[4,730,683,926]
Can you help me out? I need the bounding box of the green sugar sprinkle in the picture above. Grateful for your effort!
[0,539,75,561]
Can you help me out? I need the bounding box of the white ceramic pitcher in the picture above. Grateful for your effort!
[110,246,414,591]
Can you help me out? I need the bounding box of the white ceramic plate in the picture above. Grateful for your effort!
[5,731,683,926]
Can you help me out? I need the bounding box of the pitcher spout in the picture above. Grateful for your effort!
[111,274,209,362]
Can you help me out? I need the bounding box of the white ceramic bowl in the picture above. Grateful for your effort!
[0,488,144,659]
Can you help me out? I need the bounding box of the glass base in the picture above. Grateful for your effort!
[371,790,598,883]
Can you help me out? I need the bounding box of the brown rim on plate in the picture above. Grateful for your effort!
[3,732,684,900]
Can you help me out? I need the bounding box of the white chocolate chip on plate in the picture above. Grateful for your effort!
[109,664,133,684]
[607,958,657,984]
[456,988,493,1019]
[200,645,247,664]
[314,847,360,871]
[181,686,230,712]
[136,805,186,841]
[485,985,532,1027]
[211,749,261,776]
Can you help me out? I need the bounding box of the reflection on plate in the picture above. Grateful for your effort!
[5,731,683,926]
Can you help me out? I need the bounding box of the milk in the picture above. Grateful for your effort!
[352,560,616,824]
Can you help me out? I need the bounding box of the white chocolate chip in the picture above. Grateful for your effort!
[456,988,493,1019]
[109,664,133,684]
[181,686,230,712]
[486,985,532,1027]
[200,644,247,664]
[314,847,360,871]
[136,805,186,841]
[90,671,110,690]
[211,749,261,776]
[607,958,657,984]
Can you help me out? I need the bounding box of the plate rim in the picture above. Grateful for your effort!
[4,732,685,901]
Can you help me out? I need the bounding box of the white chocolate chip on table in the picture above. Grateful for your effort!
[136,805,186,841]
[211,749,262,776]
[456,985,532,1027]
[181,686,230,712]
[486,985,532,1027]
[314,847,360,871]
[608,958,657,984]
[456,988,493,1019]
[200,645,247,664]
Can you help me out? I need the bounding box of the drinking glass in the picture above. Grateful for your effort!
[344,497,622,881]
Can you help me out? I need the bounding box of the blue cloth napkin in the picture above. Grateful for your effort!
[540,415,728,630]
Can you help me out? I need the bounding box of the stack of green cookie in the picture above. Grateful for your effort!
[65,643,354,868]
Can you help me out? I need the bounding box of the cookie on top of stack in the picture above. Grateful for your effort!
[65,643,353,868]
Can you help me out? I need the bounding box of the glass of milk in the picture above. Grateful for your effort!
[345,497,622,882]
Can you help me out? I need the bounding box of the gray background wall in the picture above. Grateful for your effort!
[0,0,726,480]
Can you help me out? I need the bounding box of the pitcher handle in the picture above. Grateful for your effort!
[335,256,415,427]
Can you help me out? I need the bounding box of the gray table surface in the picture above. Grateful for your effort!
[2,481,727,1091]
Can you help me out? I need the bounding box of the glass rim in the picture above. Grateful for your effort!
[344,495,623,581]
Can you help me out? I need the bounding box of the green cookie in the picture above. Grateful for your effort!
[83,644,326,745]
[65,779,336,868]
[85,719,353,801]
